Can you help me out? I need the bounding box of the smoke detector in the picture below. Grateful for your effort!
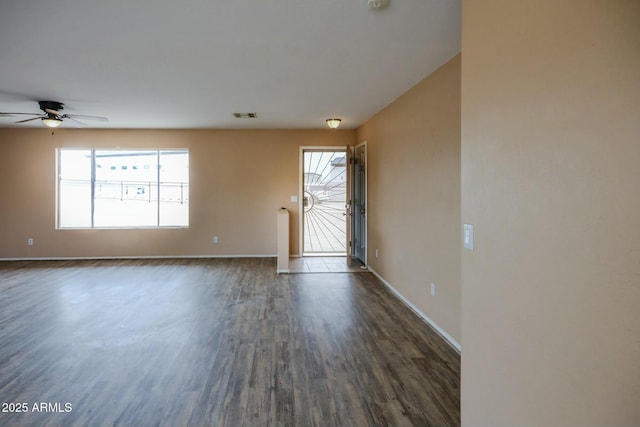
[368,0,390,9]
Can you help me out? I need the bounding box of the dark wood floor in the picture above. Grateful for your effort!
[0,258,460,427]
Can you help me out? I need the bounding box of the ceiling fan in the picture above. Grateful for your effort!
[0,100,108,128]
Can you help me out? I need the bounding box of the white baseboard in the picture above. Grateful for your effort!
[368,267,461,353]
[0,254,277,262]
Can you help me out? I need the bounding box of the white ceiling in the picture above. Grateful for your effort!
[0,0,460,129]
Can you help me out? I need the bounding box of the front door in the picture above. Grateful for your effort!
[351,142,367,263]
[302,148,347,255]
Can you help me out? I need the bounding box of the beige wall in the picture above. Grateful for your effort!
[461,1,640,426]
[0,128,353,259]
[357,54,461,345]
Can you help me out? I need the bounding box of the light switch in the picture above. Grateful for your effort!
[463,224,474,250]
[291,195,298,203]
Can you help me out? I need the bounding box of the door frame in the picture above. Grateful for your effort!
[298,146,348,257]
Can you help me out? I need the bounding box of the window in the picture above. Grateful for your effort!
[58,149,189,228]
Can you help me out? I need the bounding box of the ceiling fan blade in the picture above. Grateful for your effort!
[14,116,43,123]
[63,113,108,122]
[64,116,88,127]
[0,112,41,117]
[45,108,62,116]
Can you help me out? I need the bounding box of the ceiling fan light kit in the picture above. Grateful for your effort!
[42,117,63,128]
[40,101,64,128]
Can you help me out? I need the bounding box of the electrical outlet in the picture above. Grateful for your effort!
[27,238,34,246]
[430,283,436,297]
[213,236,219,244]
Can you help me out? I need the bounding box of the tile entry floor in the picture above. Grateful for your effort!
[289,256,367,273]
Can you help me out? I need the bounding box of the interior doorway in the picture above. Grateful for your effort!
[300,148,347,256]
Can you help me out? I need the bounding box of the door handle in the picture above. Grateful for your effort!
[360,209,366,215]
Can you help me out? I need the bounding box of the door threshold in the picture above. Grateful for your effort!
[289,256,367,273]
[302,253,346,257]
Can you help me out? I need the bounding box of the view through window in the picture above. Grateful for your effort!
[58,149,189,228]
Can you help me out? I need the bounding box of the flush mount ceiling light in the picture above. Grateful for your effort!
[368,0,390,9]
[326,118,342,129]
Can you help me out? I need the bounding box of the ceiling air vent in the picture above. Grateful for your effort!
[233,113,257,118]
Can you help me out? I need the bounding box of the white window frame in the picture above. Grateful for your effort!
[56,148,189,229]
